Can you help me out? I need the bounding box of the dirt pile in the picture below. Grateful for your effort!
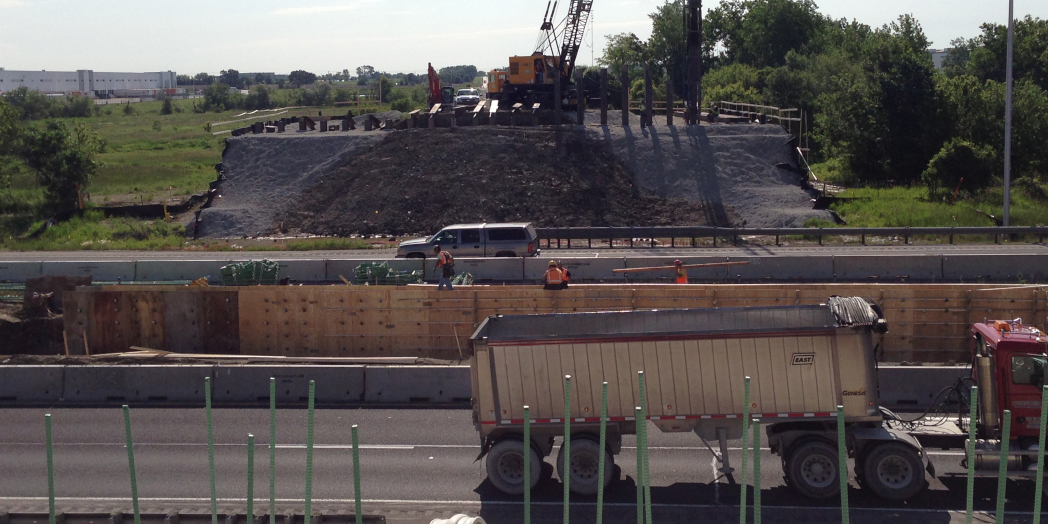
[276,128,722,236]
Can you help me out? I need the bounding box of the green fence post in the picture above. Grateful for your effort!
[996,409,1011,524]
[752,419,761,524]
[304,380,316,524]
[45,414,55,524]
[740,376,751,524]
[966,386,978,524]
[247,434,255,524]
[836,405,849,524]
[635,406,644,524]
[597,383,608,524]
[269,378,277,524]
[352,425,362,524]
[205,377,217,524]
[563,375,572,524]
[524,405,532,524]
[638,372,651,524]
[122,406,142,524]
[1035,386,1048,524]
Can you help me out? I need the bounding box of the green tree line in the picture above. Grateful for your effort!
[601,0,1048,198]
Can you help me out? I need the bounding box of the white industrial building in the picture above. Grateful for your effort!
[0,68,177,97]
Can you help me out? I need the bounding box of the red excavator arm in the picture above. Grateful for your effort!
[428,63,442,106]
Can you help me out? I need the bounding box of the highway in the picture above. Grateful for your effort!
[0,243,1046,261]
[0,407,1042,523]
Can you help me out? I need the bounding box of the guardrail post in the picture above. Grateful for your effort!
[304,381,316,523]
[995,409,1011,524]
[966,386,978,524]
[836,405,849,524]
[1034,386,1047,524]
[46,414,56,524]
[123,406,142,524]
[269,378,277,524]
[563,375,572,524]
[597,383,608,524]
[524,406,532,524]
[733,229,738,246]
[905,228,910,245]
[205,377,217,524]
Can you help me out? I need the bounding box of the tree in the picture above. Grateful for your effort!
[922,139,996,200]
[437,65,479,84]
[219,69,241,89]
[356,65,376,79]
[0,100,23,190]
[161,97,174,115]
[288,70,318,87]
[193,72,214,85]
[20,121,104,219]
[201,83,232,112]
[706,0,827,69]
[647,0,688,93]
[176,74,192,85]
[244,85,272,110]
[598,33,647,78]
[960,16,1048,92]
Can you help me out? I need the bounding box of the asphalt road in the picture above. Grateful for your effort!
[1,244,1046,261]
[0,408,1041,523]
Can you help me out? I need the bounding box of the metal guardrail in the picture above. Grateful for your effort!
[535,226,1048,248]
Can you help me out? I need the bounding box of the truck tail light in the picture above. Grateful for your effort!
[528,242,534,253]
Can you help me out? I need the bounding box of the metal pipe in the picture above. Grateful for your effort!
[836,405,849,524]
[966,386,978,524]
[205,377,217,524]
[524,405,532,524]
[996,410,1011,524]
[1004,0,1014,226]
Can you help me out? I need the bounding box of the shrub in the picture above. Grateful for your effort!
[921,138,996,201]
[390,99,412,112]
[122,102,136,116]
[160,97,174,115]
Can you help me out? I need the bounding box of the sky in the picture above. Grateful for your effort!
[0,0,1046,76]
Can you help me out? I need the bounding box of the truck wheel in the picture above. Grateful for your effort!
[786,440,840,499]
[486,439,541,495]
[556,438,614,495]
[861,443,926,501]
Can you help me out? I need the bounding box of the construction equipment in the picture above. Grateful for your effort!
[469,299,1048,501]
[487,0,593,109]
[428,63,455,108]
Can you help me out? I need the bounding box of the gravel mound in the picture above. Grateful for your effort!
[276,127,719,236]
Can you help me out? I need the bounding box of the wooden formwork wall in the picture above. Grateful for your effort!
[63,284,1048,363]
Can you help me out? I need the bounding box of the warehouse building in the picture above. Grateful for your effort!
[0,68,177,97]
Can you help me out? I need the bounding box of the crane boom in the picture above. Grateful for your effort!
[557,0,593,80]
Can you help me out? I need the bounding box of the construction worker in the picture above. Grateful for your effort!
[543,260,563,290]
[674,259,688,284]
[557,261,571,289]
[434,245,455,291]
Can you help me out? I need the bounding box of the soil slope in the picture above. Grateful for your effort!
[277,127,720,236]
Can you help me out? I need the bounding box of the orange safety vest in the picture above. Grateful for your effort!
[560,268,571,282]
[676,268,688,284]
[544,268,563,285]
[437,251,453,267]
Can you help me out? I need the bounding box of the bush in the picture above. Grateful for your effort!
[921,138,996,201]
[122,102,136,116]
[295,84,332,107]
[160,97,174,115]
[63,95,94,118]
[390,99,412,112]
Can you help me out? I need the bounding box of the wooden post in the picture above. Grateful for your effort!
[621,65,629,127]
[600,68,608,126]
[575,70,585,126]
[666,77,674,126]
[643,64,653,128]
[554,70,563,126]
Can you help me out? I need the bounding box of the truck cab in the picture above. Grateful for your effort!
[971,320,1048,442]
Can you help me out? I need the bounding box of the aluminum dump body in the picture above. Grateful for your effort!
[470,298,883,438]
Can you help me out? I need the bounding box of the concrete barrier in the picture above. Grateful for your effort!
[363,365,471,403]
[877,365,968,409]
[61,365,213,403]
[41,261,136,282]
[447,258,523,282]
[271,259,327,282]
[0,262,43,282]
[326,259,425,282]
[134,260,228,281]
[729,256,835,281]
[211,365,365,403]
[0,366,63,402]
[943,254,1048,282]
[525,257,626,281]
[833,255,943,281]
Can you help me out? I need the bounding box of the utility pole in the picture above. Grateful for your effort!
[686,0,702,125]
[1004,0,1014,226]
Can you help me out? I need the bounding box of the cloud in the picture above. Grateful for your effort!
[271,1,378,16]
[0,0,26,8]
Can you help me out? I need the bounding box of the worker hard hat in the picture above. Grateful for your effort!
[433,245,441,251]
[674,259,683,266]
[549,260,557,267]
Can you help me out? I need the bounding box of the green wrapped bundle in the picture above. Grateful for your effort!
[219,259,280,286]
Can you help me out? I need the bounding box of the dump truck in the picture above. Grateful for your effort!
[469,298,1048,502]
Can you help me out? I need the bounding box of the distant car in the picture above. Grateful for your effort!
[397,223,540,258]
[455,89,481,106]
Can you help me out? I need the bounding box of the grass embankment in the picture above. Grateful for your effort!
[0,96,403,251]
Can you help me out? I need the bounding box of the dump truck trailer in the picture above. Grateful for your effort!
[469,297,933,501]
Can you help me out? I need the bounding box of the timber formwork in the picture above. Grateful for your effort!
[62,284,1048,363]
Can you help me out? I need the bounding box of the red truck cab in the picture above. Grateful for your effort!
[971,320,1048,441]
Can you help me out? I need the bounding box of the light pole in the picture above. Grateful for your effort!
[1003,0,1014,226]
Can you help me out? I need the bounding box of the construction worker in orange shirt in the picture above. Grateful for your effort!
[674,259,688,284]
[557,261,571,289]
[543,260,564,290]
